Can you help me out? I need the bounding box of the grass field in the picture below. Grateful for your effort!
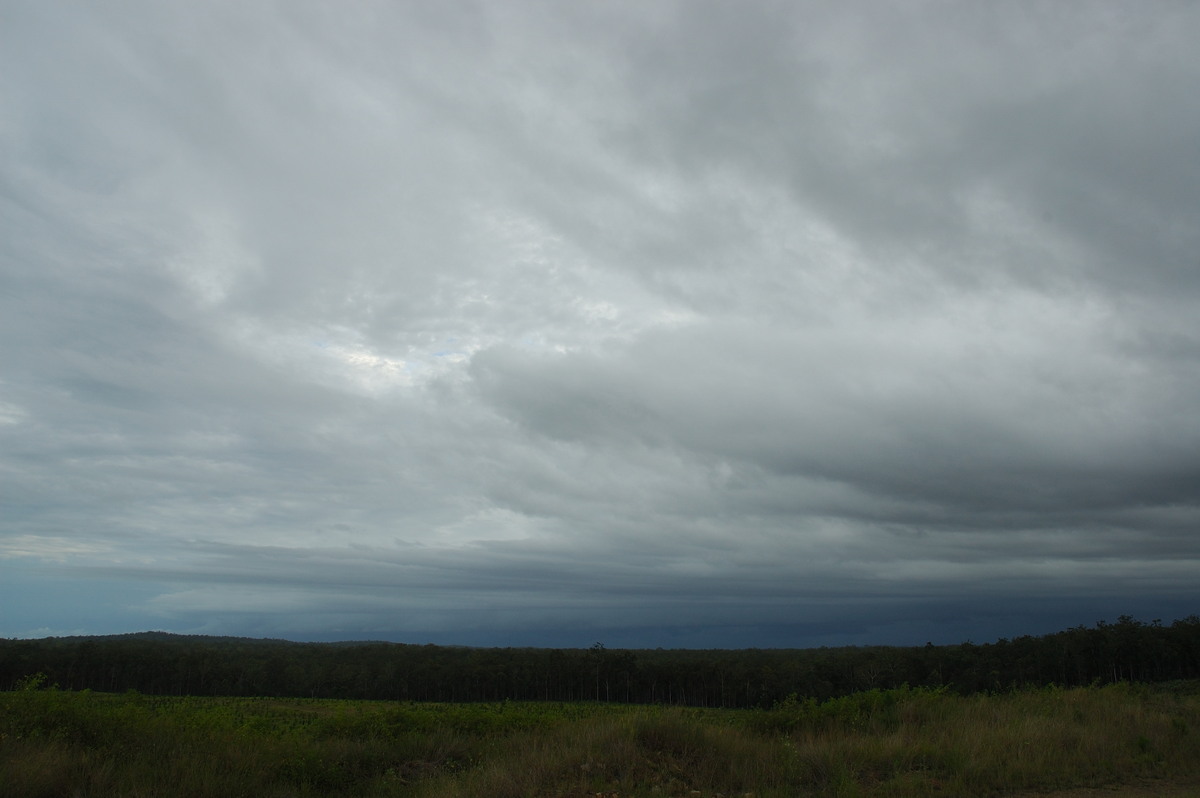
[3,681,1199,797]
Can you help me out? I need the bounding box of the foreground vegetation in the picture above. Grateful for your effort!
[4,681,1200,797]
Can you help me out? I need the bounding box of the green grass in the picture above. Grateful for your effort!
[3,682,1199,797]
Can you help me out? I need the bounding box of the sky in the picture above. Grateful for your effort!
[2,1,1199,649]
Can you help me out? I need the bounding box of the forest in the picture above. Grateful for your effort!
[3,614,1199,705]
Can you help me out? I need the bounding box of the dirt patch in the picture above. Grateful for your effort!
[1005,778,1200,797]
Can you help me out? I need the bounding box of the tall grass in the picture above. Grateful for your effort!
[2,682,1198,797]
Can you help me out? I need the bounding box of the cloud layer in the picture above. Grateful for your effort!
[3,1,1199,646]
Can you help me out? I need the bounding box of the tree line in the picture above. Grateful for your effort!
[2,615,1198,706]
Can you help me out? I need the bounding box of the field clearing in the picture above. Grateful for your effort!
[3,681,1199,797]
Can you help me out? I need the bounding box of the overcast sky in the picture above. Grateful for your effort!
[3,1,1199,649]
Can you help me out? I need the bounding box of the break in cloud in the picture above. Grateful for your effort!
[2,1,1199,647]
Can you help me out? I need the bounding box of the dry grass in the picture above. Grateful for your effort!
[414,684,1200,798]
[2,682,1198,798]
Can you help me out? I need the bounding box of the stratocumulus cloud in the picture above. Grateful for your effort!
[2,1,1198,647]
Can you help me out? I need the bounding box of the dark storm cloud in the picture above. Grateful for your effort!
[2,0,1198,645]
[472,317,1200,512]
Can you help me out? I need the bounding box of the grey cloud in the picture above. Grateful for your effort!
[3,1,1199,647]
[471,314,1200,507]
